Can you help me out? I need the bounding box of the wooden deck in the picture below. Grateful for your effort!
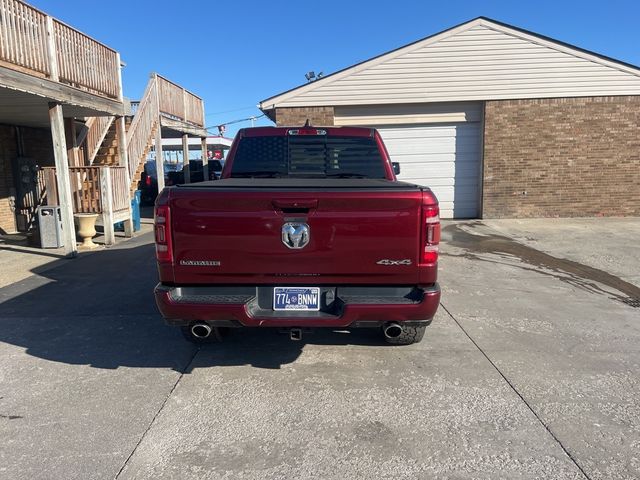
[0,0,120,100]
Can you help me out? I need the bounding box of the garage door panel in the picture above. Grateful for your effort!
[377,122,481,219]
[383,130,479,142]
[387,144,479,156]
[389,152,479,164]
[377,123,479,136]
[385,137,479,153]
[409,184,479,202]
[399,162,480,178]
[383,133,480,144]
[414,176,480,188]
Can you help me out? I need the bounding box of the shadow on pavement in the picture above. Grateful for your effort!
[191,327,386,370]
[0,233,390,372]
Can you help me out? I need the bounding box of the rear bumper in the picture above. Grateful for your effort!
[155,284,441,328]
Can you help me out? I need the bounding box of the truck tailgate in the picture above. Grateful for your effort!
[168,183,423,285]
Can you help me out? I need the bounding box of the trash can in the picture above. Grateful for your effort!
[37,206,64,248]
[131,190,141,232]
[115,190,142,232]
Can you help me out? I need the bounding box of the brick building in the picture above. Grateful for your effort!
[260,18,640,219]
[0,126,55,233]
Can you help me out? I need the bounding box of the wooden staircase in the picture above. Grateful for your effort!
[127,121,157,196]
[80,112,152,196]
[92,121,120,167]
[76,73,201,201]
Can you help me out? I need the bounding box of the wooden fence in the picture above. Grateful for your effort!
[0,0,120,99]
[109,166,129,212]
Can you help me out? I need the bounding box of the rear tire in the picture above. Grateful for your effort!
[383,324,426,345]
[180,325,226,344]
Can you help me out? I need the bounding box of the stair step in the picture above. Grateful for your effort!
[98,147,119,155]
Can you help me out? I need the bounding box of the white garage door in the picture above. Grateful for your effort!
[377,123,482,218]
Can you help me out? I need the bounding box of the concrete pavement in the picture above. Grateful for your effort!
[0,218,638,479]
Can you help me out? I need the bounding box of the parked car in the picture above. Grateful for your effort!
[153,126,441,345]
[166,159,225,185]
[139,161,180,205]
[209,159,224,180]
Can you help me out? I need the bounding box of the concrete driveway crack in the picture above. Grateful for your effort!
[113,346,200,479]
[440,302,591,480]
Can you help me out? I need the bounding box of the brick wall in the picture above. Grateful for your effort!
[0,125,54,233]
[483,96,640,218]
[274,107,335,126]
[0,126,17,233]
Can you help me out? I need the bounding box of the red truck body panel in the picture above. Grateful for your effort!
[164,187,435,286]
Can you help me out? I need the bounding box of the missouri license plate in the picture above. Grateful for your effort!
[273,287,320,311]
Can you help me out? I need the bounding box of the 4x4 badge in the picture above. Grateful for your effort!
[376,259,412,266]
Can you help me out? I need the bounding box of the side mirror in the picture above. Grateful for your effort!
[392,162,401,175]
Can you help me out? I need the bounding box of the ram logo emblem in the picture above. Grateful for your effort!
[282,223,310,249]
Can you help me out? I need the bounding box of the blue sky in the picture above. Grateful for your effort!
[32,0,640,138]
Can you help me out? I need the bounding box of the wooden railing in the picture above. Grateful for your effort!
[0,0,120,99]
[53,21,119,99]
[156,74,204,126]
[0,0,49,76]
[41,165,129,214]
[126,75,160,183]
[109,166,129,212]
[69,166,101,213]
[77,116,114,165]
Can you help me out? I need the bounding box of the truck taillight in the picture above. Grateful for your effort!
[154,205,173,263]
[422,204,440,264]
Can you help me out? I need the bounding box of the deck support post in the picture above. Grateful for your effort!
[48,102,77,257]
[116,116,133,237]
[100,166,115,245]
[201,137,209,180]
[155,119,165,192]
[64,118,80,166]
[182,134,190,183]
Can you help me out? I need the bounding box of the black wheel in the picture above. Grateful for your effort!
[383,324,427,345]
[180,325,226,344]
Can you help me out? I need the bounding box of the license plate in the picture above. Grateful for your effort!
[273,287,320,311]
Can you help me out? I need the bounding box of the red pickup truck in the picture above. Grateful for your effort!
[154,125,441,345]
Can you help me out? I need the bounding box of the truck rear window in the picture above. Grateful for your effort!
[230,136,386,178]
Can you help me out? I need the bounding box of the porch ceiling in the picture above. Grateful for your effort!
[0,86,117,129]
[0,65,126,129]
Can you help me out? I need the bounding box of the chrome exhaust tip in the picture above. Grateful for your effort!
[191,322,212,339]
[383,322,403,339]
